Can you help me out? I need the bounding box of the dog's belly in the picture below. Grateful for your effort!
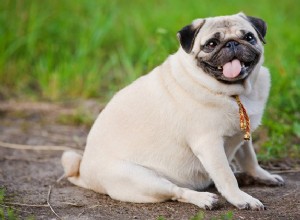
[163,160,213,190]
[83,138,213,191]
[85,115,213,191]
[86,120,213,192]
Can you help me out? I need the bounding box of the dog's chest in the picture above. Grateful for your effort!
[220,97,263,137]
[197,96,263,138]
[203,99,242,137]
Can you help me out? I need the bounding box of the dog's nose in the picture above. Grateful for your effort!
[226,41,239,49]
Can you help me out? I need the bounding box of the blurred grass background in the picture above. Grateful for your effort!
[0,0,299,159]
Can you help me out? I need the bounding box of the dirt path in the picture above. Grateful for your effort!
[0,101,299,220]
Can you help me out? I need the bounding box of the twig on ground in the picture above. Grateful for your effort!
[78,204,101,217]
[78,210,86,217]
[46,174,66,220]
[5,201,84,208]
[271,169,300,174]
[3,202,48,207]
[3,156,52,163]
[47,185,62,220]
[61,202,84,207]
[86,204,102,209]
[0,204,32,214]
[56,174,66,183]
[0,141,74,151]
[282,185,299,198]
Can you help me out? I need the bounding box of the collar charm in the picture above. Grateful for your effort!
[234,95,251,141]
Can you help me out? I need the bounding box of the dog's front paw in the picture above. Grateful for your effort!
[227,190,265,211]
[183,191,218,210]
[199,192,219,210]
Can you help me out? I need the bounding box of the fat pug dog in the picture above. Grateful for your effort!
[62,13,284,210]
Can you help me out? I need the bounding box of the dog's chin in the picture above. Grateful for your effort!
[201,59,258,84]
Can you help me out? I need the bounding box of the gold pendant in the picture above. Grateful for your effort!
[234,95,251,141]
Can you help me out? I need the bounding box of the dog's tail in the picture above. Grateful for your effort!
[61,151,88,188]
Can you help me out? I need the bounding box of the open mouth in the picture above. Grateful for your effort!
[203,59,256,83]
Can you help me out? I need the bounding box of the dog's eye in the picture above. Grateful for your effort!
[244,33,256,44]
[204,39,219,51]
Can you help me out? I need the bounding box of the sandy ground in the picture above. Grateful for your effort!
[0,101,299,220]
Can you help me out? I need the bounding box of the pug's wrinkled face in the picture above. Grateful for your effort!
[177,13,267,83]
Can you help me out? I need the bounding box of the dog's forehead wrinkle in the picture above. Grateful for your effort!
[198,19,250,44]
[214,32,221,39]
[208,18,241,29]
[201,29,243,44]
[240,30,247,35]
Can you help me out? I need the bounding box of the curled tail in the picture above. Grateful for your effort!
[61,151,88,188]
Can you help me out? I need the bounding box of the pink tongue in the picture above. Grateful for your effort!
[222,59,242,78]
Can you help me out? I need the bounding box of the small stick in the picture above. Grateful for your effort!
[3,156,52,163]
[3,202,48,207]
[0,141,74,151]
[271,169,300,174]
[0,141,70,151]
[47,185,62,220]
[61,202,84,207]
[78,204,101,217]
[47,174,66,220]
[0,204,32,214]
[56,174,66,183]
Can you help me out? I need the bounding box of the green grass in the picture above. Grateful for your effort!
[0,188,34,220]
[0,188,17,220]
[57,108,95,127]
[1,0,299,159]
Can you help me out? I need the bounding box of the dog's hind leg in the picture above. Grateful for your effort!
[235,141,284,186]
[103,162,218,209]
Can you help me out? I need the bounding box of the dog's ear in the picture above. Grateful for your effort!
[246,16,267,44]
[177,19,205,53]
